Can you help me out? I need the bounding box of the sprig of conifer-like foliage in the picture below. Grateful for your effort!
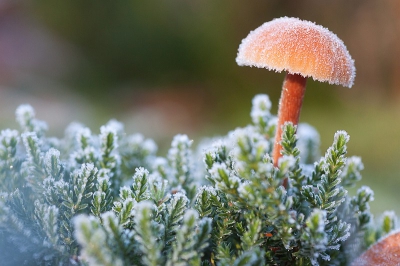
[0,95,397,265]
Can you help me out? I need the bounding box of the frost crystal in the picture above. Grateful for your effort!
[278,155,296,171]
[15,104,35,128]
[100,124,118,149]
[209,163,229,180]
[44,148,61,178]
[358,186,374,202]
[64,122,85,139]
[196,185,217,198]
[0,129,19,145]
[334,130,350,144]
[183,209,199,222]
[44,148,60,165]
[297,123,320,163]
[251,94,272,125]
[0,96,393,265]
[134,167,149,178]
[236,17,356,87]
[135,201,155,220]
[76,127,92,144]
[15,104,48,133]
[105,119,124,136]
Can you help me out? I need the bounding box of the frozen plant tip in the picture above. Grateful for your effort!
[0,97,396,265]
[236,17,356,166]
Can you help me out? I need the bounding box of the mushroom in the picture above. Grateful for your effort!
[236,17,355,166]
[351,230,400,266]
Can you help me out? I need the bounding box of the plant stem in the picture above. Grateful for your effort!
[273,73,307,167]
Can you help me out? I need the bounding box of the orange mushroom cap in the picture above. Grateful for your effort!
[351,230,400,266]
[236,17,356,88]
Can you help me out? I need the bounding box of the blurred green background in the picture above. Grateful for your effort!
[0,0,399,215]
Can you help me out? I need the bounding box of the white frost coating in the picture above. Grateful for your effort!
[345,156,363,172]
[347,156,363,169]
[100,124,118,149]
[202,138,228,163]
[15,104,35,127]
[183,209,199,222]
[251,94,272,124]
[278,155,296,171]
[237,181,253,200]
[153,157,168,171]
[81,162,95,173]
[171,134,192,148]
[357,186,374,202]
[257,161,273,175]
[135,201,155,217]
[44,148,61,173]
[352,229,400,265]
[309,209,327,233]
[134,167,149,178]
[93,191,105,206]
[209,163,229,179]
[44,148,60,161]
[229,126,269,161]
[300,163,314,177]
[128,133,144,143]
[15,104,48,133]
[297,123,320,163]
[73,215,104,248]
[143,139,157,154]
[148,172,165,185]
[172,191,188,202]
[75,127,92,143]
[98,174,110,186]
[211,139,228,151]
[236,17,356,87]
[168,134,193,180]
[101,211,120,234]
[74,214,123,266]
[127,134,158,154]
[0,129,19,147]
[225,175,241,190]
[119,186,133,199]
[268,116,278,130]
[105,119,124,135]
[334,130,350,143]
[167,191,189,213]
[196,185,217,198]
[341,156,364,185]
[21,132,41,161]
[34,120,48,132]
[252,94,272,111]
[64,122,85,139]
[335,222,351,243]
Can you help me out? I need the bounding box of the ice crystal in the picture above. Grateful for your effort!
[236,17,356,87]
[0,97,395,265]
[251,94,272,125]
[297,123,320,164]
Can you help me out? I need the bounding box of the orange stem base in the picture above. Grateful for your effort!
[272,73,307,167]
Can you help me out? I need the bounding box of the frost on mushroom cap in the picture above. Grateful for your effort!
[236,17,356,88]
[351,229,400,265]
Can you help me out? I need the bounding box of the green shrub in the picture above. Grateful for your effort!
[0,95,396,265]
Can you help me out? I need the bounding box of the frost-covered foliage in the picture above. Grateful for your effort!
[0,95,396,265]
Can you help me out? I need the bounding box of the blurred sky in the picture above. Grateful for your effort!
[0,0,400,214]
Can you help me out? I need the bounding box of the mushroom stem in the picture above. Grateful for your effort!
[273,73,307,167]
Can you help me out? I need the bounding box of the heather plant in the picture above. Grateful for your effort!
[0,94,397,265]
